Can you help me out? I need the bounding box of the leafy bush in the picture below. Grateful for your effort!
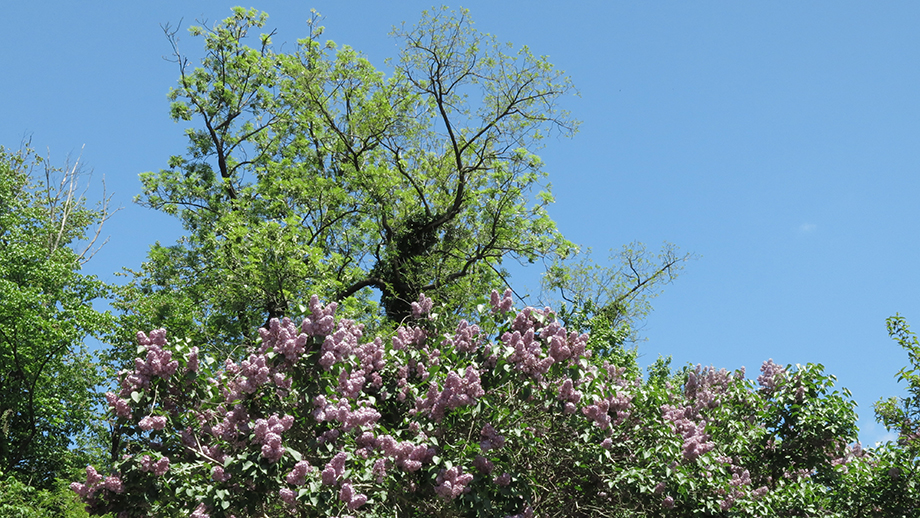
[72,289,908,517]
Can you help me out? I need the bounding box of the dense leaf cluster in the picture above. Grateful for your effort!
[0,146,111,487]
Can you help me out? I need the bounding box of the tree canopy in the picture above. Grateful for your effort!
[120,7,578,357]
[0,145,113,486]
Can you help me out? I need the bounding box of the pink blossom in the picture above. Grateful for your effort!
[285,460,314,485]
[153,457,170,476]
[212,465,231,482]
[757,359,785,393]
[473,455,495,474]
[300,294,338,336]
[279,487,296,505]
[191,503,210,518]
[339,482,368,510]
[322,452,348,485]
[410,293,434,318]
[434,466,473,500]
[186,346,199,372]
[372,459,387,482]
[138,415,167,431]
[105,392,133,419]
[490,288,514,313]
[102,476,123,494]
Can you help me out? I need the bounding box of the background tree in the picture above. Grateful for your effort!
[116,6,578,358]
[0,144,114,487]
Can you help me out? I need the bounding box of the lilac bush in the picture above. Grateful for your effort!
[74,290,889,517]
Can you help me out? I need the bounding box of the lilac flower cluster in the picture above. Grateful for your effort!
[253,414,294,462]
[539,319,588,364]
[208,403,250,443]
[313,395,381,431]
[70,466,124,500]
[319,320,365,370]
[128,330,179,388]
[138,454,171,476]
[721,468,752,510]
[339,482,368,510]
[318,453,370,511]
[434,466,474,499]
[410,293,434,319]
[415,366,485,422]
[473,454,494,474]
[373,434,434,472]
[441,320,481,353]
[105,392,132,419]
[490,288,514,313]
[684,365,732,411]
[285,460,314,485]
[300,294,338,336]
[185,346,200,373]
[392,325,427,350]
[661,404,715,462]
[757,359,786,393]
[222,353,273,400]
[503,328,556,379]
[103,330,180,419]
[480,423,506,451]
[502,310,589,381]
[258,317,308,361]
[582,390,633,431]
[558,377,583,414]
[139,414,168,431]
[322,452,348,485]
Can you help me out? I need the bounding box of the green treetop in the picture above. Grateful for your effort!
[119,7,579,356]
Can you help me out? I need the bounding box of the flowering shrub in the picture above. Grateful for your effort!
[73,291,914,517]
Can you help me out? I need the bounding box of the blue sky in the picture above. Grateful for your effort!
[4,1,920,444]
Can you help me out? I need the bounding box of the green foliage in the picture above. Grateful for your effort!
[875,314,920,452]
[0,145,113,486]
[117,6,578,359]
[0,469,94,518]
[542,242,693,344]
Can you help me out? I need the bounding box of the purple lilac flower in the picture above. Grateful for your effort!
[473,455,495,474]
[322,452,348,485]
[339,482,368,510]
[105,392,132,419]
[410,293,434,319]
[757,359,786,393]
[191,503,210,518]
[279,487,296,505]
[212,465,231,482]
[490,288,514,313]
[286,460,314,485]
[415,366,485,422]
[441,320,481,353]
[138,415,167,431]
[480,424,506,451]
[434,466,474,500]
[300,294,338,336]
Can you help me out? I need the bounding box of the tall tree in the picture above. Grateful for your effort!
[118,7,578,356]
[0,144,114,486]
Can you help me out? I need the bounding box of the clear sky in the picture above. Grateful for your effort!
[4,1,920,445]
